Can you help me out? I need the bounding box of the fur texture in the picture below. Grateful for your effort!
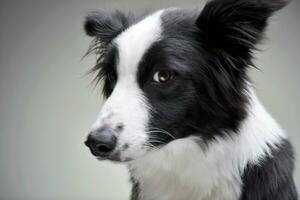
[84,0,298,199]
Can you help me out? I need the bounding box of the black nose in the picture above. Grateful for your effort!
[85,128,117,157]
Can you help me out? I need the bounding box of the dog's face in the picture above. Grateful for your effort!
[84,0,287,162]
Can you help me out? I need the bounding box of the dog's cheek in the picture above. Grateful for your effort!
[145,83,197,144]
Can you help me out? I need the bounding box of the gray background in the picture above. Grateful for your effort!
[0,0,299,199]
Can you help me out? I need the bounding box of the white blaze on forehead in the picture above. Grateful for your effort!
[115,10,164,77]
[91,10,164,161]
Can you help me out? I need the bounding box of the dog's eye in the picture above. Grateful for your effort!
[153,70,175,83]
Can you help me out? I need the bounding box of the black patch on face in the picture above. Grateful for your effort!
[89,45,119,97]
[84,11,138,97]
[240,139,298,199]
[137,10,249,146]
[136,0,288,146]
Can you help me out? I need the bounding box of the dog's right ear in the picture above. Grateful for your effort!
[84,10,134,46]
[196,0,289,63]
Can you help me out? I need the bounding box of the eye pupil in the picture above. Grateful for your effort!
[159,72,168,81]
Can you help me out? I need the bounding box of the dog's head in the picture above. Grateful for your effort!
[84,0,288,162]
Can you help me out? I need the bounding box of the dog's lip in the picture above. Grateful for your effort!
[96,156,106,161]
[95,153,134,163]
[94,151,122,162]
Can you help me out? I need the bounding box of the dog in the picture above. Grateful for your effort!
[84,0,298,199]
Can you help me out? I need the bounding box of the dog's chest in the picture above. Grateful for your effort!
[131,171,240,200]
[128,138,242,200]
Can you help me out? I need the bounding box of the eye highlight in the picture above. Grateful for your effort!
[152,70,175,84]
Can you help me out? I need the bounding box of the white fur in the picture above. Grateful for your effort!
[128,86,286,200]
[91,11,164,161]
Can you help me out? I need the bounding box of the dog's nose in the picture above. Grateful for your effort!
[85,128,117,157]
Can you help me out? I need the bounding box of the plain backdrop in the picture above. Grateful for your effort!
[0,0,299,200]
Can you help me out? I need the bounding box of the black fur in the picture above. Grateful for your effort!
[197,0,289,61]
[240,139,298,200]
[84,10,134,45]
[130,177,140,200]
[84,11,135,97]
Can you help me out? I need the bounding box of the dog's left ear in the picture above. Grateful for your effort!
[84,10,134,46]
[196,0,289,63]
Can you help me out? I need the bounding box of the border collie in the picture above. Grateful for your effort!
[84,0,298,199]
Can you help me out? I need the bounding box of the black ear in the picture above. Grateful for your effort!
[84,10,134,45]
[197,0,289,61]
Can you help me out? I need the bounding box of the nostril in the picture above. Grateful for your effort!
[96,144,113,154]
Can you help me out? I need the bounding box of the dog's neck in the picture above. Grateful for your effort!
[127,88,286,200]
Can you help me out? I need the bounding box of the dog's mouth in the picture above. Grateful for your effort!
[95,153,124,162]
[96,155,135,163]
[92,151,144,163]
[85,139,165,163]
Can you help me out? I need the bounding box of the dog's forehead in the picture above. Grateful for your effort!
[114,10,164,77]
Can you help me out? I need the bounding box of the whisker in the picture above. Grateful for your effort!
[146,129,176,139]
[143,143,159,151]
[147,135,170,141]
[147,140,167,144]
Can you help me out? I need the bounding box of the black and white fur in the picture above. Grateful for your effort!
[84,0,298,199]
